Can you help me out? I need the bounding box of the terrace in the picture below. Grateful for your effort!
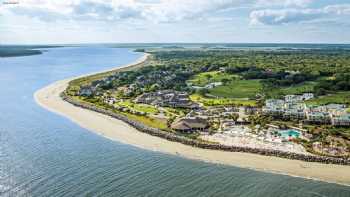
[200,127,308,155]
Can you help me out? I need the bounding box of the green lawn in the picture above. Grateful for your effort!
[122,112,169,130]
[209,79,262,98]
[73,96,168,130]
[116,100,159,114]
[265,81,317,99]
[163,107,187,116]
[280,81,316,95]
[187,71,239,86]
[306,91,350,105]
[190,94,257,106]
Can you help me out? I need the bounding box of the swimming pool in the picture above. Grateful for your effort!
[278,129,301,140]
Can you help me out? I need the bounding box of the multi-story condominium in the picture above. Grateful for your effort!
[262,94,350,126]
[262,101,284,116]
[331,114,350,126]
[283,109,305,119]
[305,111,331,124]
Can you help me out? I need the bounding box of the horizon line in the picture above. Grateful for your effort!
[2,42,350,46]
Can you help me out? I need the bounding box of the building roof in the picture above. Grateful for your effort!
[171,122,191,130]
[333,114,350,121]
[171,117,208,130]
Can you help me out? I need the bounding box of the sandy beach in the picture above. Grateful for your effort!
[34,54,350,186]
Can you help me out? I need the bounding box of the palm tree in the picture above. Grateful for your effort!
[229,113,239,122]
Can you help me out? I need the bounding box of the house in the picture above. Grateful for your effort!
[134,93,152,103]
[134,90,200,109]
[284,95,303,103]
[244,106,258,115]
[205,82,222,89]
[171,117,208,132]
[103,97,117,105]
[284,93,314,103]
[78,86,94,96]
[302,93,314,100]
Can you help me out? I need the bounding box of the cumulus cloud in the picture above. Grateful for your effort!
[324,4,350,15]
[72,1,141,21]
[256,0,314,8]
[250,4,350,25]
[250,9,322,25]
[3,0,350,26]
[1,0,143,21]
[141,0,251,23]
[1,0,252,23]
[1,0,319,24]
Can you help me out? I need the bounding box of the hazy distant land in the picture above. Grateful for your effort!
[0,45,62,57]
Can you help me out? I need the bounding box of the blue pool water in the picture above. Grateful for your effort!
[279,129,301,139]
[0,46,349,197]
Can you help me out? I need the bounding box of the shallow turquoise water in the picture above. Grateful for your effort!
[279,129,301,139]
[0,46,349,197]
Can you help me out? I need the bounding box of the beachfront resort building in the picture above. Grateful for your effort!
[263,93,350,126]
[171,117,208,132]
[331,114,350,126]
[305,111,331,124]
[263,98,306,119]
[305,104,350,126]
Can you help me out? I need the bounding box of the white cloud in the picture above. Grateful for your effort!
[2,0,324,25]
[71,1,141,21]
[1,0,143,21]
[250,9,322,25]
[3,1,349,25]
[256,0,314,8]
[1,0,350,44]
[1,0,252,23]
[324,4,350,15]
[250,4,350,25]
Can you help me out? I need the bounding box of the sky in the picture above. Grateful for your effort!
[0,0,350,44]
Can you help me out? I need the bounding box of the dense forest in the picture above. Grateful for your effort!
[154,49,350,74]
[69,48,350,103]
[152,49,350,98]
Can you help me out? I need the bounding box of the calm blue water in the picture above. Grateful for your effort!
[279,130,300,139]
[1,47,349,197]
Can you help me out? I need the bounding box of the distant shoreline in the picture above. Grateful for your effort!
[0,45,63,58]
[34,53,350,186]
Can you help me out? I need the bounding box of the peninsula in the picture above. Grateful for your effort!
[35,49,350,186]
[0,45,61,57]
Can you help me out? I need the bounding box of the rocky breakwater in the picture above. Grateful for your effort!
[61,92,350,166]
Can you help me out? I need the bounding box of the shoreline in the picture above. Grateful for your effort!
[34,53,350,186]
